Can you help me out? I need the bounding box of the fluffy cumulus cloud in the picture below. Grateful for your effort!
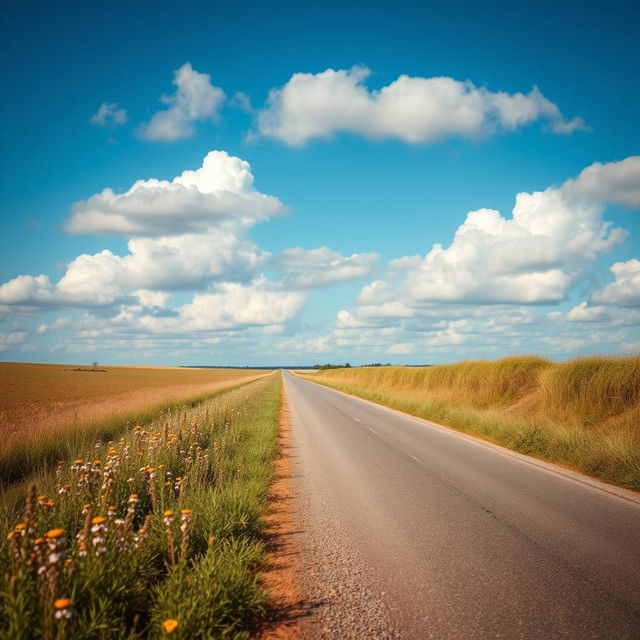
[355,158,636,310]
[564,156,640,208]
[273,247,378,289]
[0,232,266,308]
[65,151,284,236]
[256,66,586,146]
[138,63,225,141]
[566,302,611,323]
[0,151,287,316]
[137,279,305,334]
[90,102,128,127]
[591,259,640,307]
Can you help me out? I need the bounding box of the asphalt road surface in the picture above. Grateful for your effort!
[283,371,640,639]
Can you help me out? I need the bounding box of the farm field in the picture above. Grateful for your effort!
[0,374,281,639]
[0,363,269,487]
[304,355,640,491]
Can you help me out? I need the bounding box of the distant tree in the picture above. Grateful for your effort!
[92,360,99,369]
[344,362,351,368]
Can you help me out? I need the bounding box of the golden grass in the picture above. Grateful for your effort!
[0,362,266,441]
[306,356,640,490]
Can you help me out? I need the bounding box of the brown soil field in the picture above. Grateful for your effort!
[0,362,268,441]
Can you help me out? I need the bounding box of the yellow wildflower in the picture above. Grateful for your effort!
[45,528,65,539]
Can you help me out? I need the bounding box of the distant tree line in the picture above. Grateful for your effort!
[312,362,392,370]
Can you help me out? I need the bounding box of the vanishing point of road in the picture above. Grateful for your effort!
[282,371,640,639]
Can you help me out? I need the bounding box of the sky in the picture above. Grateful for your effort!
[1,0,639,366]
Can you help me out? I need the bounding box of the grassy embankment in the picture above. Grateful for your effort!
[305,356,640,491]
[0,373,281,639]
[0,363,266,488]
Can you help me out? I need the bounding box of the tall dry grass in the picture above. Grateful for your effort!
[307,356,640,490]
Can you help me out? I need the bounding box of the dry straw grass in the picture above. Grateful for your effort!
[308,356,640,490]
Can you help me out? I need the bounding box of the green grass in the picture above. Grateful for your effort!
[0,373,281,639]
[305,356,640,491]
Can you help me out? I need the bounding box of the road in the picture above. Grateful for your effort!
[282,371,640,639]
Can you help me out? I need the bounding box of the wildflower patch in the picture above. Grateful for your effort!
[0,374,281,639]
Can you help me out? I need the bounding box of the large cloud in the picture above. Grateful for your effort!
[0,230,266,308]
[355,158,636,310]
[256,66,586,146]
[273,247,378,289]
[138,63,225,141]
[65,151,284,236]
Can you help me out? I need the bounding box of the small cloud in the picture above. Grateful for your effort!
[229,92,253,114]
[90,102,128,127]
[137,63,225,142]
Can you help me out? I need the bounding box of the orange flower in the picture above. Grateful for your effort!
[45,528,65,539]
[180,509,192,515]
[91,516,107,525]
[162,619,179,633]
[54,598,72,609]
[163,510,174,517]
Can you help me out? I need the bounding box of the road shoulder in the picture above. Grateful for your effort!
[257,383,311,639]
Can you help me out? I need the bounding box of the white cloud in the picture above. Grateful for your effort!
[137,279,305,333]
[36,317,72,335]
[138,63,225,141]
[229,92,253,114]
[65,150,284,236]
[273,247,378,289]
[563,156,640,208]
[276,334,333,354]
[566,302,611,322]
[362,192,622,307]
[591,259,640,307]
[132,290,170,309]
[0,331,27,350]
[90,102,128,127]
[0,230,265,308]
[351,158,639,309]
[256,66,586,146]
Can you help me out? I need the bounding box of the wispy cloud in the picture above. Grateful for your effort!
[90,102,128,127]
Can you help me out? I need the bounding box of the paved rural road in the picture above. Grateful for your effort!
[282,371,640,639]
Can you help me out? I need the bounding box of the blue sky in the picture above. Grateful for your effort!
[1,0,639,365]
